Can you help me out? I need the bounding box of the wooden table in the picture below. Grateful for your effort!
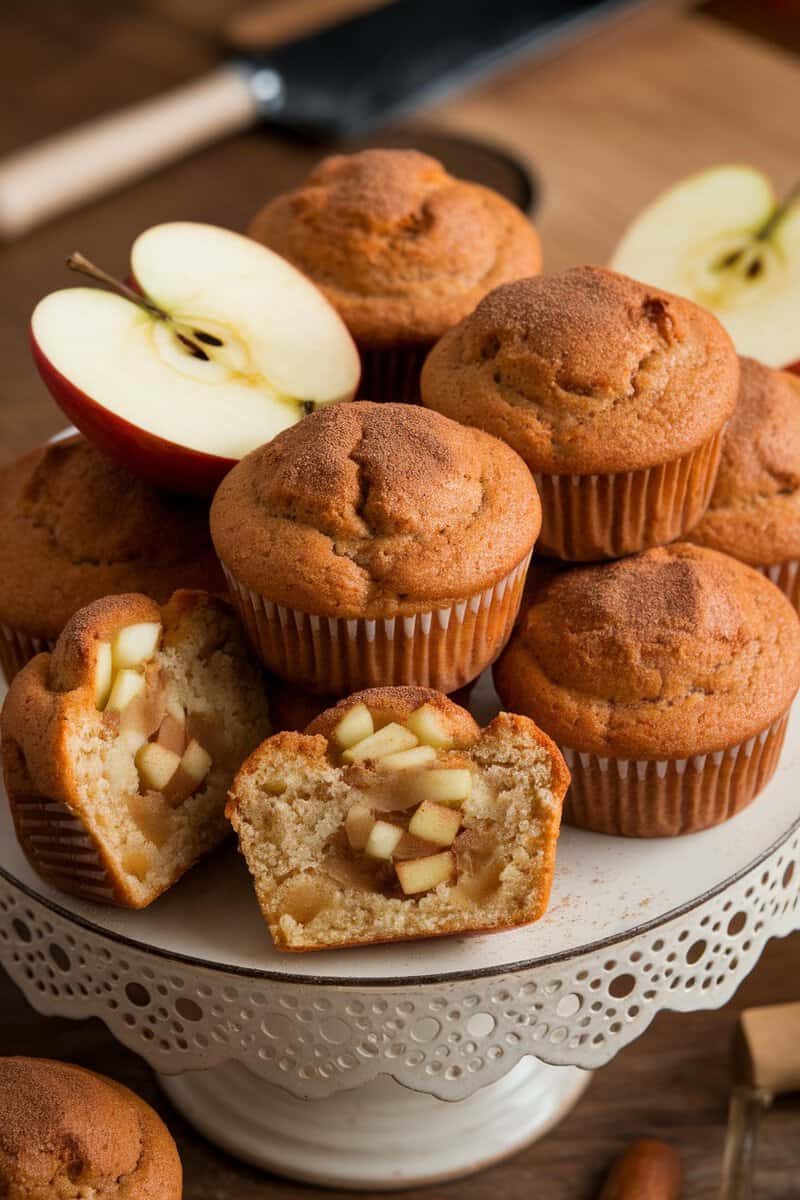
[2,2,800,1195]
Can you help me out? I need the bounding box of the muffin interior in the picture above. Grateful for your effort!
[228,702,563,951]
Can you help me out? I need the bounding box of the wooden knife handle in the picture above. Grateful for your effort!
[0,64,259,240]
[599,1139,683,1200]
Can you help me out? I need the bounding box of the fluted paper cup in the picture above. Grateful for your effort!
[358,344,431,405]
[0,624,54,686]
[224,553,531,695]
[534,429,724,561]
[9,790,117,903]
[560,712,789,837]
[760,561,800,613]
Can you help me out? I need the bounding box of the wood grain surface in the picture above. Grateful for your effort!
[1,2,799,1196]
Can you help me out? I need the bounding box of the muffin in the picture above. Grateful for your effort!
[211,402,540,694]
[248,149,542,404]
[421,266,739,561]
[227,686,568,951]
[2,590,270,907]
[494,543,800,836]
[688,357,800,608]
[0,434,225,683]
[0,1057,181,1198]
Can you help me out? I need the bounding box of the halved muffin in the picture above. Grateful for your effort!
[227,687,568,951]
[1,590,270,907]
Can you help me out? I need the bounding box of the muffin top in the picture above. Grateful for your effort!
[305,685,481,744]
[0,436,225,638]
[689,357,800,564]
[494,543,800,759]
[0,1057,181,1199]
[421,266,739,474]
[247,149,542,348]
[211,402,541,618]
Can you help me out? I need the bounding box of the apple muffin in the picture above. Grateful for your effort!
[227,687,568,951]
[0,1057,181,1199]
[0,434,225,683]
[1,590,270,907]
[494,543,800,836]
[211,402,541,694]
[421,266,739,560]
[248,148,542,403]
[687,357,800,609]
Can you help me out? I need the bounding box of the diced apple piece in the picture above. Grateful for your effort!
[122,846,152,881]
[408,800,462,847]
[342,722,418,763]
[135,742,181,791]
[180,738,212,785]
[405,703,454,749]
[396,851,456,895]
[364,820,404,860]
[412,768,472,808]
[332,702,374,750]
[156,713,186,756]
[106,667,146,713]
[94,641,113,710]
[111,621,162,670]
[344,803,375,851]
[377,745,438,771]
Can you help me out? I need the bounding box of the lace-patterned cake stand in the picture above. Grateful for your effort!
[1,674,799,1189]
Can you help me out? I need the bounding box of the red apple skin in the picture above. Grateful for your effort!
[785,360,800,378]
[30,324,238,497]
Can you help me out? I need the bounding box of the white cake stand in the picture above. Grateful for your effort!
[1,674,799,1190]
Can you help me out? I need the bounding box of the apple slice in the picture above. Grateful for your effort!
[112,621,161,670]
[344,803,375,852]
[377,745,438,771]
[341,723,418,764]
[30,223,360,495]
[396,851,456,896]
[332,703,374,750]
[408,800,462,847]
[135,742,181,792]
[404,704,455,750]
[412,768,472,808]
[609,166,800,368]
[94,641,113,710]
[364,820,404,861]
[106,668,145,714]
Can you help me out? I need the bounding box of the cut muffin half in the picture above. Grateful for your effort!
[227,686,568,952]
[2,591,270,907]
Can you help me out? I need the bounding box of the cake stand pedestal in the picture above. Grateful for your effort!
[1,680,799,1189]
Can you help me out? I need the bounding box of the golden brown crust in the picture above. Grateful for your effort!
[421,266,739,474]
[248,149,542,348]
[305,686,480,744]
[210,402,541,616]
[494,543,800,759]
[688,358,800,564]
[0,1057,181,1199]
[0,436,225,639]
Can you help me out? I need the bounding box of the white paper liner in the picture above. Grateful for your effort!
[0,624,54,685]
[533,429,724,561]
[560,712,789,837]
[224,552,532,694]
[760,560,800,611]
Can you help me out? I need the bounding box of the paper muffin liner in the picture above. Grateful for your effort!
[534,428,724,561]
[760,560,800,612]
[9,790,117,903]
[223,553,531,695]
[358,344,432,405]
[0,624,54,686]
[560,712,789,837]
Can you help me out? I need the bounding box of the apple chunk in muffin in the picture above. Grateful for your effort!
[227,687,568,951]
[1,591,270,907]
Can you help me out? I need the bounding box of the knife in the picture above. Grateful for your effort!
[0,0,649,240]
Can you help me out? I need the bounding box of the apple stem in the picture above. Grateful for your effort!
[66,252,169,319]
[757,179,800,242]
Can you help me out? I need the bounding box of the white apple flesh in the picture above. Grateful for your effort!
[30,223,360,495]
[610,166,800,368]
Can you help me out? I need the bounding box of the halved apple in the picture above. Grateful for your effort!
[610,166,800,368]
[30,223,361,495]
